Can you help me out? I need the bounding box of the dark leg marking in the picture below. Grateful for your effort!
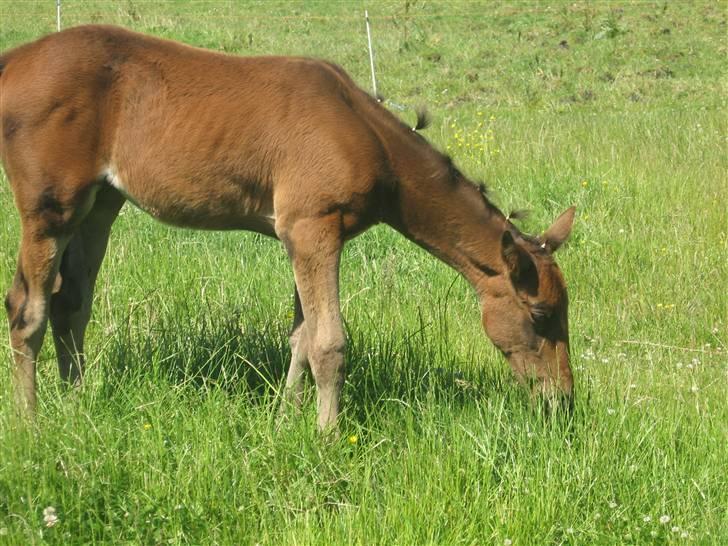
[7,271,29,330]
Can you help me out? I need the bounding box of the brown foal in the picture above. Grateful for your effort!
[1,26,575,429]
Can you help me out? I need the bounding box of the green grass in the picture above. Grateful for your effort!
[1,1,726,544]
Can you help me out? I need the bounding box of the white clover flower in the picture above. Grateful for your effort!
[504,539,512,546]
[671,526,680,533]
[690,385,699,393]
[566,527,574,534]
[607,408,616,415]
[643,515,652,523]
[659,515,671,524]
[680,531,689,538]
[650,530,658,537]
[42,506,59,528]
[609,501,618,509]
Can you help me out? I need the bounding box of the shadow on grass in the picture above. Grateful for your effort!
[102,305,290,399]
[97,304,552,425]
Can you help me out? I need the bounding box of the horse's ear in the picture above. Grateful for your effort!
[502,230,539,294]
[501,230,519,272]
[542,206,576,253]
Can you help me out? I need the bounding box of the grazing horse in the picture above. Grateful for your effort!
[0,25,575,429]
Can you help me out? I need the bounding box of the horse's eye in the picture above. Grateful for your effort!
[530,303,552,322]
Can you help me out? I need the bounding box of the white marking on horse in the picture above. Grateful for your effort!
[101,165,143,210]
[102,166,125,192]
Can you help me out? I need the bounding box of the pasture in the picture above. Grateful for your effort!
[0,1,725,544]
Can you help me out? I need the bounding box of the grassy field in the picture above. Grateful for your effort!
[0,1,726,544]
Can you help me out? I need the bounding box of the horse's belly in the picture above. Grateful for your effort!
[101,165,276,234]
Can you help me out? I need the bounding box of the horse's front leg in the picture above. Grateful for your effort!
[278,213,345,431]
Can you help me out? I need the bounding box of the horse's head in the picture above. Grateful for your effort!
[480,207,576,413]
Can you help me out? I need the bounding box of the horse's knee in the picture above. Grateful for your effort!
[308,332,345,383]
[309,331,345,361]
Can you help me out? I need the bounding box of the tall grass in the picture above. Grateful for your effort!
[0,2,725,544]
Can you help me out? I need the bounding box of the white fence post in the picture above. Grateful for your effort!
[365,10,378,99]
[56,0,61,31]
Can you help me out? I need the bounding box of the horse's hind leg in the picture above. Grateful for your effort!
[4,172,104,414]
[49,186,125,385]
[280,287,310,414]
[5,233,66,413]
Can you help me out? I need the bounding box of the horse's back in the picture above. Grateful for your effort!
[1,26,387,234]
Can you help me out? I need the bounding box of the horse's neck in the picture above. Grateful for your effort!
[384,162,507,294]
